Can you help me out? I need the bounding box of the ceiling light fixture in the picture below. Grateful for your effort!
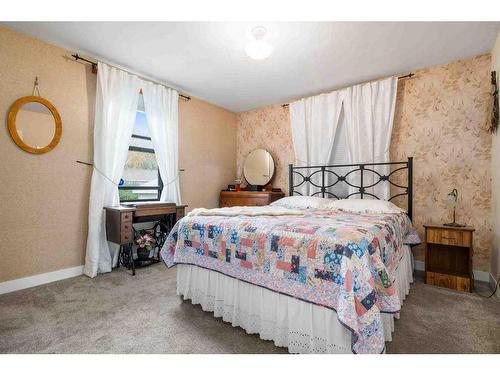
[245,26,273,60]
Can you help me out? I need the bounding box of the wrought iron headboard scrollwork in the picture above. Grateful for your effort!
[288,157,413,220]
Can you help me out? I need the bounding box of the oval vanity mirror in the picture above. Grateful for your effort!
[243,148,275,188]
[7,96,62,154]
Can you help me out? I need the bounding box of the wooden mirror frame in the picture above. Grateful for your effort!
[7,95,62,154]
[243,148,275,187]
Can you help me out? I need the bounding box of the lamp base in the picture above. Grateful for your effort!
[443,222,466,227]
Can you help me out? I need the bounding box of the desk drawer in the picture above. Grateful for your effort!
[121,222,133,234]
[121,212,133,222]
[121,231,133,244]
[426,228,471,247]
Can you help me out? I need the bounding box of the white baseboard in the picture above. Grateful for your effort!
[413,260,425,271]
[414,260,491,283]
[0,265,84,295]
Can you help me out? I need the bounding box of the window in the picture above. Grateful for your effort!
[119,101,162,202]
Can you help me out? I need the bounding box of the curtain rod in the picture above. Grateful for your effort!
[71,53,191,102]
[280,73,415,108]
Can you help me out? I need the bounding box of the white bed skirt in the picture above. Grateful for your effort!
[177,245,414,354]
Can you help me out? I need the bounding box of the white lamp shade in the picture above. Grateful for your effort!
[446,190,458,207]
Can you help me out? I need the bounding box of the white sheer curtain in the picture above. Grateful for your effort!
[84,63,141,278]
[328,108,350,198]
[343,77,398,200]
[142,82,181,204]
[289,92,344,196]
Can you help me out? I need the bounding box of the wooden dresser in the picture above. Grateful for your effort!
[220,190,285,207]
[424,224,475,292]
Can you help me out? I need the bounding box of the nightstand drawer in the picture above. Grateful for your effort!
[426,228,471,247]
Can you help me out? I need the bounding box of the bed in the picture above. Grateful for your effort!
[161,159,419,354]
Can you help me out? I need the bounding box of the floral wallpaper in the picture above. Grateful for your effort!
[236,54,492,271]
[391,54,492,271]
[236,105,294,191]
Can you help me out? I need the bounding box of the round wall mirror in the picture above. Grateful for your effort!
[243,149,275,187]
[7,96,62,154]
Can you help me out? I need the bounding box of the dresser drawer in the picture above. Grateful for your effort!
[221,197,267,207]
[220,197,241,207]
[220,191,285,208]
[426,228,471,247]
[253,200,269,206]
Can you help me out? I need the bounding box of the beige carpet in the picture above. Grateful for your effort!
[0,264,498,354]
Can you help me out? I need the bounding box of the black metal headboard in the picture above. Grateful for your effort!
[288,157,413,220]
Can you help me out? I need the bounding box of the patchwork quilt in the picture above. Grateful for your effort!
[161,208,414,354]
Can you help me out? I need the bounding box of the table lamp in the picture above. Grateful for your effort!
[443,188,465,227]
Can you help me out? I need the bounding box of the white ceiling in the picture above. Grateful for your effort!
[3,22,500,112]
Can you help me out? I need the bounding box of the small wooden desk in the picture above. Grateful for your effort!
[105,203,187,275]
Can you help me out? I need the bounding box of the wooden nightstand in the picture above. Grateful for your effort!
[424,224,475,292]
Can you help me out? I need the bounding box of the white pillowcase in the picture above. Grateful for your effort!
[324,198,406,214]
[270,196,331,210]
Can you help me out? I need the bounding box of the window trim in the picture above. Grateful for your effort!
[119,134,163,203]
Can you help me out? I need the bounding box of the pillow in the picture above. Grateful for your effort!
[270,196,331,210]
[324,198,406,214]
